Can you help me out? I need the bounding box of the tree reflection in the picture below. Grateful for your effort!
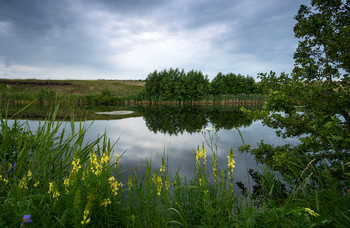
[138,105,255,135]
[207,107,253,130]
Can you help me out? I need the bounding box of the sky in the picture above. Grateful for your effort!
[0,0,310,80]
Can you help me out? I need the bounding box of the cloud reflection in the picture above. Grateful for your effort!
[81,116,296,186]
[6,110,298,189]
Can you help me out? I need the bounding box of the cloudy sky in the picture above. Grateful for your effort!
[0,0,309,80]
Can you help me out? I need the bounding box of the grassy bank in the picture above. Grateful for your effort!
[0,79,144,106]
[0,79,265,106]
[0,79,144,96]
[0,106,348,227]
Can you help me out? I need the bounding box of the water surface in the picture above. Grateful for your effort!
[8,105,299,188]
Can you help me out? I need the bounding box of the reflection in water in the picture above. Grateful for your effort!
[139,106,208,135]
[76,106,297,189]
[137,105,254,135]
[6,105,299,191]
[87,117,298,190]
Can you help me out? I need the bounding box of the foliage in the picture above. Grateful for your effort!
[241,0,350,197]
[144,68,209,101]
[293,0,350,81]
[210,72,261,95]
[144,68,262,101]
[239,1,350,225]
[1,107,348,227]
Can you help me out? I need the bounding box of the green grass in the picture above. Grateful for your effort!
[0,79,145,106]
[0,79,144,96]
[0,104,349,227]
[0,79,265,106]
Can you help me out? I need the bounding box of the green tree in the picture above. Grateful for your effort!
[242,0,350,180]
[211,73,259,95]
[183,70,209,100]
[210,72,227,95]
[293,0,350,82]
[144,70,161,99]
[144,68,209,101]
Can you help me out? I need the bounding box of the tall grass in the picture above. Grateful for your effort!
[0,104,348,227]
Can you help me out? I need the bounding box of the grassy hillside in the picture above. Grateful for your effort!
[0,79,145,97]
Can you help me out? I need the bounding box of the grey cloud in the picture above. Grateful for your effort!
[4,54,10,68]
[200,0,309,72]
[144,0,306,71]
[87,0,166,15]
[0,0,73,39]
[0,0,118,69]
[0,0,311,79]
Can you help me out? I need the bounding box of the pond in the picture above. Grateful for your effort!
[7,105,299,189]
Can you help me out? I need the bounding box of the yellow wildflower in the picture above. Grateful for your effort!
[81,209,91,225]
[131,214,135,225]
[34,181,40,187]
[165,173,170,191]
[303,207,320,217]
[48,182,53,192]
[82,172,86,181]
[64,177,70,187]
[115,154,119,169]
[94,163,102,174]
[152,171,163,195]
[108,176,120,195]
[90,152,97,165]
[48,181,60,199]
[100,198,111,207]
[64,177,70,193]
[128,175,133,190]
[27,170,32,179]
[227,148,235,176]
[0,175,9,185]
[160,158,165,174]
[156,176,162,195]
[108,176,114,183]
[71,157,81,174]
[81,194,94,224]
[195,145,207,171]
[101,152,110,165]
[90,152,103,175]
[18,169,34,190]
[18,177,28,190]
[201,146,207,165]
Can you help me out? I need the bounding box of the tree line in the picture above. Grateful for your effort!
[143,68,261,101]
